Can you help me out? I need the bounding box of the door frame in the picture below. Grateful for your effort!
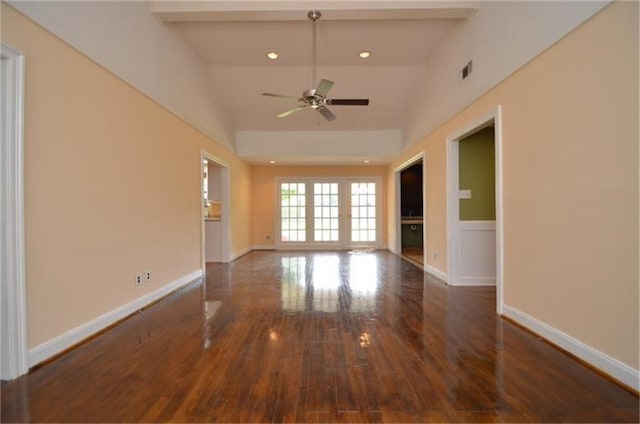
[1,44,29,380]
[200,151,231,270]
[274,177,383,250]
[446,106,504,314]
[347,177,383,250]
[393,152,425,260]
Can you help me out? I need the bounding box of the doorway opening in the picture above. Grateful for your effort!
[394,152,425,266]
[201,152,231,270]
[446,107,503,314]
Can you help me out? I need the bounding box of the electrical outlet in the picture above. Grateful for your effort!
[433,252,437,259]
[135,275,142,286]
[145,271,151,282]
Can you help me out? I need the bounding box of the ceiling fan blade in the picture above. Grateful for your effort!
[276,105,307,118]
[328,99,369,106]
[263,92,300,100]
[316,105,336,121]
[315,79,334,97]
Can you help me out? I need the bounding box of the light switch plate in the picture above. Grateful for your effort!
[459,189,472,199]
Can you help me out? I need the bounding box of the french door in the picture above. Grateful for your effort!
[278,178,380,249]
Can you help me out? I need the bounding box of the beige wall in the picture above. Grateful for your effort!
[3,0,637,380]
[251,165,388,248]
[388,1,638,369]
[2,4,252,349]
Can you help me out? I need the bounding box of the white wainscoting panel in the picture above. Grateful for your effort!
[460,220,496,285]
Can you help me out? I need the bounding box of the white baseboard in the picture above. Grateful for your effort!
[252,245,275,251]
[425,265,448,283]
[28,269,203,368]
[503,304,639,392]
[230,246,252,261]
[460,276,496,286]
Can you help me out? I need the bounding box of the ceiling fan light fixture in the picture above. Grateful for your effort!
[266,51,279,60]
[359,50,371,59]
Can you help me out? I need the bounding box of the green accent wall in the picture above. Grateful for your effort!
[459,127,495,220]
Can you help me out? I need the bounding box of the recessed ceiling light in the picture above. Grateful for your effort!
[359,50,371,59]
[266,52,279,60]
[269,160,277,164]
[364,160,371,164]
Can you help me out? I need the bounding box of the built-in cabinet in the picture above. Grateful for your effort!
[401,223,423,247]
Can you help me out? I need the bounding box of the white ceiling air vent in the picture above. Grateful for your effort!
[460,60,473,81]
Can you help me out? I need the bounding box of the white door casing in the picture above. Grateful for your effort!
[446,106,504,314]
[1,43,29,380]
[201,152,231,270]
[393,152,425,259]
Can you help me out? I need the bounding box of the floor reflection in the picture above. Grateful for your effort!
[2,251,636,423]
[202,300,222,350]
[281,256,307,312]
[347,253,379,312]
[280,253,380,314]
[312,255,341,312]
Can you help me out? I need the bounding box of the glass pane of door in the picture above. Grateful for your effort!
[350,182,377,243]
[280,182,306,242]
[313,182,340,242]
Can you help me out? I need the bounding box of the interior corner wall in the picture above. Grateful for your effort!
[1,4,251,353]
[389,1,638,373]
[403,1,608,148]
[6,0,236,151]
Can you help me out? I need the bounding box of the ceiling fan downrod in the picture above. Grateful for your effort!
[308,10,321,89]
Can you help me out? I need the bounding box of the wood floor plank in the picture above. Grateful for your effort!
[1,250,637,423]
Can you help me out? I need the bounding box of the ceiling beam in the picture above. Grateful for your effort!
[150,1,476,22]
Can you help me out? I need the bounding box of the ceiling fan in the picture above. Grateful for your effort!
[262,10,370,121]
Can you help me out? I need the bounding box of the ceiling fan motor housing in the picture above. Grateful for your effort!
[308,10,321,22]
[302,88,326,109]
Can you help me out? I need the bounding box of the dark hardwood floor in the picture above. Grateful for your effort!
[401,247,424,265]
[1,250,638,423]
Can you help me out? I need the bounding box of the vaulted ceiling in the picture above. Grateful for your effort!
[8,1,607,165]
[156,6,472,133]
[150,1,478,164]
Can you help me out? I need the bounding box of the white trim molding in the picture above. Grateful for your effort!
[0,44,28,380]
[201,151,231,269]
[446,106,504,314]
[503,304,640,392]
[425,265,448,283]
[393,151,426,262]
[28,270,203,368]
[230,246,252,261]
[252,245,276,251]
